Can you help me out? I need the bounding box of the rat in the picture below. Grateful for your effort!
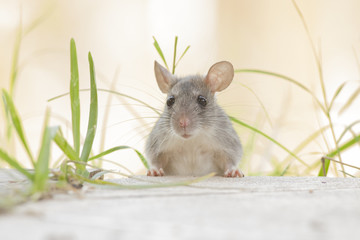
[145,60,244,178]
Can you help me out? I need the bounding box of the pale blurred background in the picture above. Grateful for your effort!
[1,0,360,176]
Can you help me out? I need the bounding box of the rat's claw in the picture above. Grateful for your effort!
[224,168,244,178]
[147,168,165,177]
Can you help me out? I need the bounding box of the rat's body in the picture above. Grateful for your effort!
[145,62,244,177]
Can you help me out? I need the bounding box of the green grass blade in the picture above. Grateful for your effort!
[4,104,13,140]
[80,52,98,163]
[33,124,59,193]
[229,116,308,166]
[175,46,190,68]
[88,145,149,169]
[153,36,169,70]
[34,109,51,189]
[172,36,178,74]
[88,146,134,160]
[328,82,347,112]
[53,129,78,161]
[234,69,326,114]
[0,148,33,180]
[2,89,35,165]
[54,129,86,177]
[318,133,360,176]
[338,86,360,115]
[70,38,80,157]
[48,88,161,115]
[133,148,149,170]
[280,163,291,176]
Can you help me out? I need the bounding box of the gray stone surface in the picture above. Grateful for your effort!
[0,169,360,240]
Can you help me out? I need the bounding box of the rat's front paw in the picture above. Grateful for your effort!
[147,168,165,177]
[224,168,244,178]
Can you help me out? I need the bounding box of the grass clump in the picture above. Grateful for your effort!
[0,37,213,207]
[234,0,360,176]
[1,90,57,197]
[152,13,360,178]
[153,36,190,74]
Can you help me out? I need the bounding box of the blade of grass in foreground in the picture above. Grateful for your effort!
[88,145,149,169]
[80,52,98,163]
[70,38,81,157]
[2,89,35,165]
[33,124,59,193]
[229,116,308,166]
[0,149,33,180]
[153,36,169,70]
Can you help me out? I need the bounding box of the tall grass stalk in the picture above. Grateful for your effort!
[69,39,81,158]
[233,2,360,176]
[51,39,151,175]
[292,0,344,176]
[1,90,58,196]
[153,36,190,74]
[6,9,49,143]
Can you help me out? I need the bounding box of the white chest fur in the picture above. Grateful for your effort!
[161,132,222,176]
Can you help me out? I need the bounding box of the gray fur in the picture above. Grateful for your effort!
[145,69,243,177]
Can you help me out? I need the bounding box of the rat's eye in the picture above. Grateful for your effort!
[197,95,207,107]
[167,96,175,107]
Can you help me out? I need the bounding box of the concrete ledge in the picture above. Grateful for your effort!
[0,170,360,240]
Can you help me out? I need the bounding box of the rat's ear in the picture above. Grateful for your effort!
[204,61,234,93]
[154,61,174,93]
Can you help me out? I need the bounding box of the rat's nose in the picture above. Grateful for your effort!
[179,117,190,128]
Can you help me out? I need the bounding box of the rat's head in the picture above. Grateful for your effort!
[154,60,234,139]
